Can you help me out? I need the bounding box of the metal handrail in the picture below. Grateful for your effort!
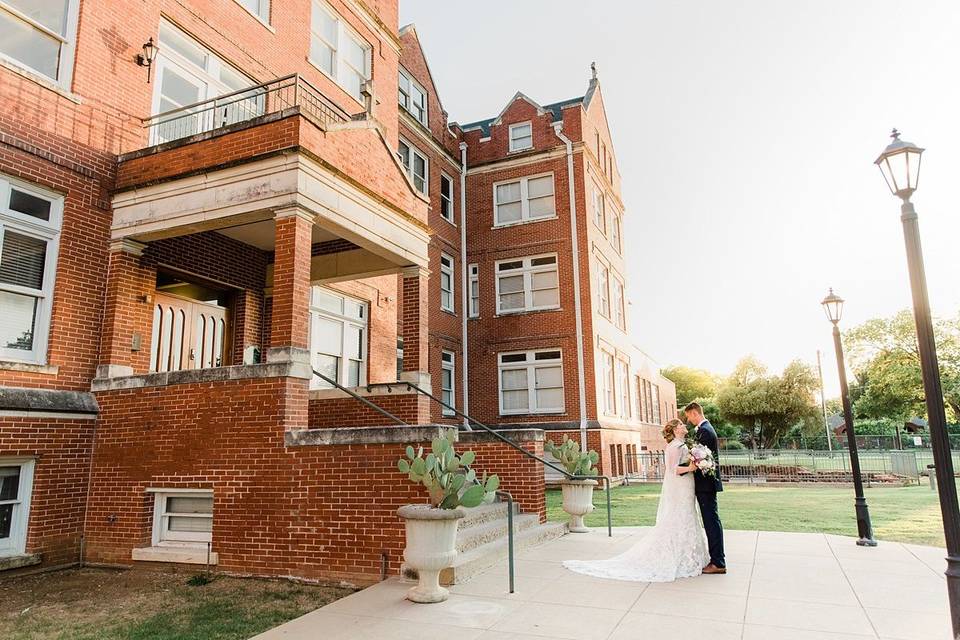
[312,370,407,426]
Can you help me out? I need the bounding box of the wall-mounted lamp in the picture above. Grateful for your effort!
[135,37,158,83]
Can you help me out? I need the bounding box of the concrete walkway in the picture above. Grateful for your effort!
[253,528,950,640]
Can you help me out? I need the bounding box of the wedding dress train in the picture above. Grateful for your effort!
[563,439,709,582]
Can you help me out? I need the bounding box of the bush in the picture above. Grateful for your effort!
[721,440,746,451]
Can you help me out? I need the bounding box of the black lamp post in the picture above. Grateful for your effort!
[875,129,960,637]
[821,288,877,547]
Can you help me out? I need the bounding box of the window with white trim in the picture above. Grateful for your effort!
[508,121,533,152]
[0,0,79,87]
[310,0,371,101]
[494,174,555,226]
[651,382,662,424]
[0,459,34,557]
[498,350,563,415]
[612,276,625,330]
[597,262,610,318]
[617,359,630,418]
[151,491,213,547]
[0,177,62,364]
[592,184,605,231]
[441,350,455,416]
[468,264,479,318]
[601,351,615,415]
[398,68,427,125]
[309,287,367,389]
[440,174,454,223]
[439,253,454,312]
[398,139,428,194]
[235,0,269,22]
[609,211,622,253]
[496,254,559,314]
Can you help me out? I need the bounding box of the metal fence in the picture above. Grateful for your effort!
[626,448,960,486]
[719,434,960,451]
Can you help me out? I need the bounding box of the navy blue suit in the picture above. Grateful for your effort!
[694,420,725,568]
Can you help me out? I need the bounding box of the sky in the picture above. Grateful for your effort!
[398,0,960,397]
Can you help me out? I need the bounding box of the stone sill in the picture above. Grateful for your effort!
[308,382,417,401]
[92,360,311,392]
[286,424,455,447]
[0,553,41,571]
[0,360,59,376]
[132,546,218,565]
[459,428,545,444]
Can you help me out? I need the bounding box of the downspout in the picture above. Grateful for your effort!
[459,141,470,430]
[552,121,589,451]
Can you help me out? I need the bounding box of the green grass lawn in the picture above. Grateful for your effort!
[546,482,947,546]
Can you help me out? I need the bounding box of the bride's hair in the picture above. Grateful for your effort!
[661,419,684,443]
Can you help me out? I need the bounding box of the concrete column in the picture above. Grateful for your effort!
[96,239,152,378]
[268,207,313,365]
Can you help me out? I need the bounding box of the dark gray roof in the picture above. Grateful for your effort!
[459,95,584,137]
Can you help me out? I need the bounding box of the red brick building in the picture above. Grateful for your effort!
[0,2,672,582]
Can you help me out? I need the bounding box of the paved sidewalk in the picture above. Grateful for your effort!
[253,528,950,640]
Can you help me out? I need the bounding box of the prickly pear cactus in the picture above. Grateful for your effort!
[397,430,500,509]
[544,436,599,477]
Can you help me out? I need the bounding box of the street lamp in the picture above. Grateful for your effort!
[821,289,877,547]
[875,129,960,636]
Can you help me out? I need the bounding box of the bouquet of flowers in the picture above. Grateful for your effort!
[689,443,716,477]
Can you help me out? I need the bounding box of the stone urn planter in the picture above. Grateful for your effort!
[396,504,465,603]
[560,478,598,532]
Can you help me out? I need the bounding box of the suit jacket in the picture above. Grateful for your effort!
[694,420,723,494]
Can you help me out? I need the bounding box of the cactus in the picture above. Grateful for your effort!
[397,431,500,509]
[545,436,599,477]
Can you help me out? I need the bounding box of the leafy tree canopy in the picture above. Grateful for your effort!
[662,366,719,406]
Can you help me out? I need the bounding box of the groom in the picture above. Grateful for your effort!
[684,402,726,574]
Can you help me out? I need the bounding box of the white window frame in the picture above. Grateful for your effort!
[0,176,62,364]
[309,0,372,102]
[592,183,606,232]
[398,138,428,194]
[601,351,616,415]
[468,263,479,318]
[309,287,368,390]
[441,350,455,416]
[0,458,35,557]
[493,173,556,227]
[439,173,455,223]
[495,254,559,315]
[439,253,455,313]
[234,0,270,23]
[398,67,427,125]
[150,490,213,547]
[609,210,622,253]
[617,359,631,418]
[498,349,564,415]
[612,275,625,330]
[596,261,610,319]
[652,383,662,424]
[0,0,80,88]
[508,121,533,152]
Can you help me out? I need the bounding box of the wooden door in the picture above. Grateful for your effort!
[151,293,229,372]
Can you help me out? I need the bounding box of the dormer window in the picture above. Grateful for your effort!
[399,68,427,126]
[508,122,533,152]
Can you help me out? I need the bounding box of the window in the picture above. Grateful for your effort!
[468,264,479,318]
[440,174,454,223]
[493,174,555,226]
[396,336,404,379]
[398,68,427,125]
[508,122,533,152]
[441,350,455,416]
[496,254,559,314]
[398,139,428,194]
[0,460,34,557]
[651,383,661,424]
[635,375,644,421]
[0,0,79,87]
[309,287,367,389]
[0,177,62,364]
[612,276,625,330]
[617,359,630,418]
[597,262,610,318]
[609,212,622,253]
[592,185,605,231]
[151,491,213,547]
[310,0,371,101]
[439,253,454,312]
[498,350,563,415]
[644,379,654,423]
[601,351,615,415]
[235,0,269,22]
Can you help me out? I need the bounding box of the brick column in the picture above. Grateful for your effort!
[97,239,153,378]
[268,207,313,364]
[400,265,432,423]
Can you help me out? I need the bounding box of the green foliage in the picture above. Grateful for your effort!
[691,396,738,439]
[397,431,499,509]
[544,436,599,477]
[661,366,719,406]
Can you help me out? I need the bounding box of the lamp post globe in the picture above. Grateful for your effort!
[821,288,844,324]
[875,130,960,637]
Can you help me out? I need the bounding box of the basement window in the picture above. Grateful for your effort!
[152,491,213,546]
[0,459,35,557]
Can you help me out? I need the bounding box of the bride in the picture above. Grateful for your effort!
[563,419,709,582]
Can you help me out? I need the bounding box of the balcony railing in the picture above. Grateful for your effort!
[137,74,353,151]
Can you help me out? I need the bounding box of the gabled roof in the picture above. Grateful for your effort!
[458,92,584,137]
[398,23,450,120]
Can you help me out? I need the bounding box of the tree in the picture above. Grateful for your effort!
[845,310,960,422]
[661,366,719,406]
[716,357,820,448]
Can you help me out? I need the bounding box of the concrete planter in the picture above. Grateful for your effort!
[560,478,597,532]
[397,504,466,603]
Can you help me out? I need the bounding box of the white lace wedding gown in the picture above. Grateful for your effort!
[563,439,709,582]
